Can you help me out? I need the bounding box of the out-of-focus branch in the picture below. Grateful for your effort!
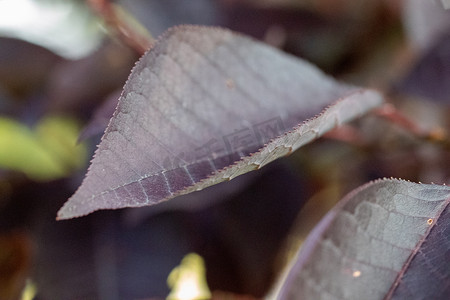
[374,103,450,147]
[374,103,424,136]
[87,0,154,55]
[323,124,365,146]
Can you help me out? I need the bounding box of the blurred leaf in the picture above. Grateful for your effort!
[442,0,450,10]
[399,31,450,104]
[403,0,450,52]
[0,0,103,59]
[167,253,211,300]
[277,179,450,300]
[58,25,383,220]
[20,280,37,300]
[0,115,87,181]
[35,116,87,171]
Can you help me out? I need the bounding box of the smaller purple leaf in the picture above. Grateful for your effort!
[399,31,450,104]
[278,179,450,300]
[58,25,383,220]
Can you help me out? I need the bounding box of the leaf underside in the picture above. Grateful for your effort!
[278,179,450,300]
[58,25,383,220]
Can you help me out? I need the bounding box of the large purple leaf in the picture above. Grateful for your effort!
[278,179,450,300]
[58,25,383,220]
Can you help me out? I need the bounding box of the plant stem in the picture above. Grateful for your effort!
[374,103,450,148]
[87,0,154,55]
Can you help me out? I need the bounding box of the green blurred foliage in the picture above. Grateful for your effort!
[167,253,211,300]
[0,115,87,181]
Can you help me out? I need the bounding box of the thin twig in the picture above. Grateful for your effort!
[323,124,366,146]
[374,103,450,148]
[87,0,154,55]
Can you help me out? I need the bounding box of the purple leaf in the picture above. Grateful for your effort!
[58,25,383,220]
[399,31,450,104]
[278,179,450,300]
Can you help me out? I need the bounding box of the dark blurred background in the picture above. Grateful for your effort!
[1,0,450,299]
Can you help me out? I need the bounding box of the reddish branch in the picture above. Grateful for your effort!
[374,103,449,146]
[87,0,154,55]
[325,103,450,150]
[374,103,424,136]
[323,124,365,146]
